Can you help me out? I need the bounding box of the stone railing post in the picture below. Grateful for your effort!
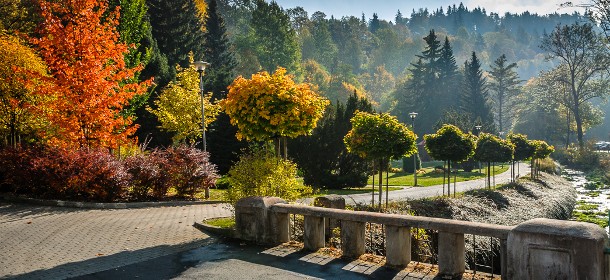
[385,225,411,267]
[341,220,365,259]
[235,196,289,245]
[304,215,325,251]
[438,231,465,277]
[314,195,345,239]
[507,218,607,279]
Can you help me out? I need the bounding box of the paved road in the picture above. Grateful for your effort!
[0,202,232,279]
[343,162,529,205]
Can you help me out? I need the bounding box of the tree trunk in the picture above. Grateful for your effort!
[378,158,383,210]
[571,83,584,148]
[371,161,375,208]
[283,137,288,160]
[442,161,446,196]
[487,162,491,188]
[447,160,451,197]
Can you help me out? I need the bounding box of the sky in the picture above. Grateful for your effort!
[272,0,583,21]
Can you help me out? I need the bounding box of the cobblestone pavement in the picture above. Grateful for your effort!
[0,202,232,279]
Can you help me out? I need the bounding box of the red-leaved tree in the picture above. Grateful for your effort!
[33,0,151,149]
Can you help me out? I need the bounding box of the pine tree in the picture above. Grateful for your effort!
[461,52,494,131]
[438,37,460,108]
[147,0,205,70]
[489,54,521,132]
[202,0,245,174]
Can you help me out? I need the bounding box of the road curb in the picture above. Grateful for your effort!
[0,193,226,209]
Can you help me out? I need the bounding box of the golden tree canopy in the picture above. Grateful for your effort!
[223,67,329,141]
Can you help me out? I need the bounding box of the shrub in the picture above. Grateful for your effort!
[35,147,129,201]
[537,157,559,175]
[226,146,312,205]
[553,144,600,171]
[161,145,219,198]
[0,145,47,195]
[124,151,171,200]
[0,145,129,201]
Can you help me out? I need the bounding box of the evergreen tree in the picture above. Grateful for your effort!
[489,54,521,132]
[395,10,404,25]
[250,0,300,73]
[111,0,173,148]
[147,0,205,70]
[370,13,380,33]
[203,0,245,174]
[290,92,373,189]
[438,36,460,109]
[461,52,494,131]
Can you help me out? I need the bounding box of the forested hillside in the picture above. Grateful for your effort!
[2,0,608,175]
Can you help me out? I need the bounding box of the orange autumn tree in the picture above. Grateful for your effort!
[33,0,151,149]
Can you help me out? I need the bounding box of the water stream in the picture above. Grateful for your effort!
[563,169,610,232]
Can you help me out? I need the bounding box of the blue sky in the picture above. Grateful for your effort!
[272,0,583,21]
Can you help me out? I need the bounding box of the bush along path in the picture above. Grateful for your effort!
[342,161,529,205]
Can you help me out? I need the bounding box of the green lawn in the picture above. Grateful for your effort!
[368,164,510,186]
[313,186,403,196]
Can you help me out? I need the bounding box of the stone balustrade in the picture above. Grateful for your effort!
[234,196,608,279]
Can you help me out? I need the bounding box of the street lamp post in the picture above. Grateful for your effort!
[409,112,418,187]
[475,125,482,174]
[193,61,211,152]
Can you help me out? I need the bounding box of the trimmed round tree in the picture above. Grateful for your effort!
[507,133,536,180]
[474,133,515,188]
[531,140,555,178]
[424,124,475,196]
[344,112,417,208]
[222,67,329,158]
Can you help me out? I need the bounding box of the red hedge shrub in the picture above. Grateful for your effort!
[161,145,219,198]
[124,151,171,200]
[0,145,219,201]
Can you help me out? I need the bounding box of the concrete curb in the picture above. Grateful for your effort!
[193,219,236,238]
[0,193,226,209]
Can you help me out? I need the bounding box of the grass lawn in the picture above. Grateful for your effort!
[205,217,236,228]
[368,164,510,186]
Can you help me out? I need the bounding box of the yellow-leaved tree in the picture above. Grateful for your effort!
[148,60,220,144]
[0,33,49,147]
[222,67,329,157]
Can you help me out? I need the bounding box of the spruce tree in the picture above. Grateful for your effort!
[461,52,494,131]
[489,54,521,132]
[438,37,460,108]
[203,0,245,174]
[147,0,205,70]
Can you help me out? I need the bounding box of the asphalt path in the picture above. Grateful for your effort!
[342,162,530,205]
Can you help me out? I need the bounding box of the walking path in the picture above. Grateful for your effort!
[343,162,529,205]
[0,202,231,279]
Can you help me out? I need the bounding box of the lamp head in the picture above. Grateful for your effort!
[193,61,210,73]
[409,112,418,120]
